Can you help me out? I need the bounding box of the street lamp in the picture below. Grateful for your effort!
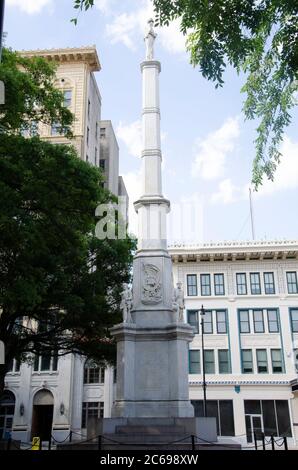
[200,305,207,417]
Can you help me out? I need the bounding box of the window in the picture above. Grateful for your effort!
[236,273,247,295]
[271,349,284,373]
[287,272,298,294]
[253,309,265,333]
[239,310,250,333]
[84,359,105,384]
[192,400,235,436]
[33,352,58,372]
[200,274,211,296]
[87,99,91,119]
[264,272,275,294]
[218,350,231,373]
[81,402,104,429]
[187,310,199,333]
[202,310,213,334]
[7,359,20,373]
[189,350,200,374]
[214,274,225,296]
[187,275,197,296]
[204,350,215,374]
[267,309,279,333]
[244,400,292,441]
[100,127,106,138]
[99,159,105,170]
[0,392,15,440]
[242,349,253,373]
[63,89,72,107]
[51,122,61,136]
[216,310,227,334]
[256,349,268,373]
[95,147,98,166]
[290,309,298,333]
[250,273,261,295]
[95,122,99,139]
[87,127,90,146]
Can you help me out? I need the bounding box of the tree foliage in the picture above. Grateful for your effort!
[0,48,135,393]
[74,0,298,187]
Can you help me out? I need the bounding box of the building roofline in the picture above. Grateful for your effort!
[19,46,101,72]
[168,240,298,262]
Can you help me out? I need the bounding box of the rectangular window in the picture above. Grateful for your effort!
[189,350,200,374]
[256,349,268,373]
[202,310,213,334]
[236,273,247,295]
[63,89,72,107]
[250,273,261,295]
[34,353,58,372]
[214,274,225,296]
[218,350,231,373]
[187,274,197,296]
[192,400,235,436]
[95,122,99,139]
[200,274,211,296]
[187,310,199,333]
[242,349,253,373]
[239,310,250,333]
[264,272,275,294]
[81,402,104,429]
[290,309,298,333]
[216,310,227,334]
[87,99,91,118]
[244,400,292,438]
[99,159,105,170]
[287,271,298,294]
[271,349,284,373]
[204,350,215,374]
[267,309,279,333]
[253,309,265,333]
[100,127,106,138]
[87,127,90,146]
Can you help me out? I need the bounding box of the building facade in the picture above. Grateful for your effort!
[0,47,126,444]
[170,240,298,447]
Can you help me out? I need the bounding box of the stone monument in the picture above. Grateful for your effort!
[110,19,195,419]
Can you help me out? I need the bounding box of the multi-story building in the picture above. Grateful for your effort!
[170,240,298,447]
[0,47,126,444]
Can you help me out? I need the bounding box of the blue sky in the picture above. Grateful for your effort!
[5,0,298,243]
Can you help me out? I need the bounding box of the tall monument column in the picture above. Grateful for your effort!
[111,20,194,419]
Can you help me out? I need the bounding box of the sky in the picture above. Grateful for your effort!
[5,0,298,244]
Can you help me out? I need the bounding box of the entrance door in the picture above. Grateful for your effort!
[31,405,53,441]
[245,414,264,443]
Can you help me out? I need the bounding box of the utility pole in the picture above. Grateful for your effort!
[249,188,255,240]
[0,0,5,62]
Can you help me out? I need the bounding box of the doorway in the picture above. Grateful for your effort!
[31,390,54,441]
[245,414,264,443]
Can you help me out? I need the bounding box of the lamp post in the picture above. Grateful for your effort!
[200,305,207,417]
[0,1,5,62]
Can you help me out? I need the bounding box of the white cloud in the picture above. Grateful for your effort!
[7,0,52,14]
[116,120,142,158]
[95,0,113,14]
[255,136,298,197]
[211,179,248,204]
[105,0,186,55]
[192,117,240,180]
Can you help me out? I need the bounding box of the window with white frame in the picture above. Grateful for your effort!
[267,309,279,332]
[286,272,298,294]
[256,349,268,373]
[290,309,298,333]
[202,310,213,333]
[187,274,197,296]
[271,349,284,373]
[81,402,104,429]
[264,272,275,294]
[204,350,215,374]
[236,273,247,295]
[187,310,199,333]
[239,310,250,333]
[218,350,231,373]
[33,352,58,372]
[189,350,200,374]
[63,89,72,108]
[242,349,253,373]
[7,359,21,373]
[253,309,265,333]
[200,274,211,296]
[216,310,227,334]
[214,273,225,296]
[250,273,261,295]
[84,359,105,384]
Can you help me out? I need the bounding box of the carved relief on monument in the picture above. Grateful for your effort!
[141,263,162,304]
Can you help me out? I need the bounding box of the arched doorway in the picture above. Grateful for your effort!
[31,390,54,441]
[0,391,15,439]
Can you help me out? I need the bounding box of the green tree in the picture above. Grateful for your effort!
[0,49,135,395]
[74,0,298,187]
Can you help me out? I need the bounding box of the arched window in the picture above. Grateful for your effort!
[0,391,15,439]
[83,359,105,384]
